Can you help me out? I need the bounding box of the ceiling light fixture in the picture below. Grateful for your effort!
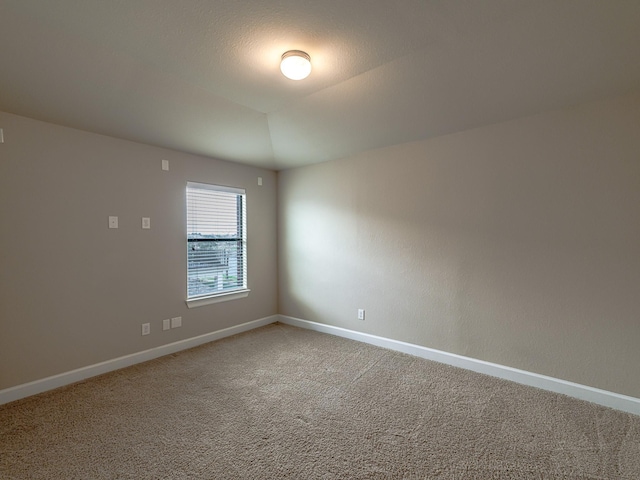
[280,50,312,80]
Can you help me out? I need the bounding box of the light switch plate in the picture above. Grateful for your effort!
[142,217,151,229]
[258,176,263,186]
[163,319,171,331]
[171,316,182,328]
[162,159,169,171]
[109,216,118,229]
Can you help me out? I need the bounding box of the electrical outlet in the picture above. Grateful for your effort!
[141,323,150,335]
[163,319,171,331]
[358,309,365,320]
[171,316,182,328]
[142,217,151,229]
[161,159,169,171]
[108,216,118,229]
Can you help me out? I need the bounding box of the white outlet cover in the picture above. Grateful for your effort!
[108,216,118,229]
[142,323,150,335]
[142,217,151,229]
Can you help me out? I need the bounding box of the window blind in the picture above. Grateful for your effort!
[186,182,247,299]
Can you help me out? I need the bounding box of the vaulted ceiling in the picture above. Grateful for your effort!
[1,1,639,170]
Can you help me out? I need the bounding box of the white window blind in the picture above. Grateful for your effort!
[186,182,247,299]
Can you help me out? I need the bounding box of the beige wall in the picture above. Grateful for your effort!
[0,112,277,390]
[278,92,640,398]
[3,91,639,398]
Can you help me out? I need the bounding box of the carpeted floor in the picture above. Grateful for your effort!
[1,322,639,479]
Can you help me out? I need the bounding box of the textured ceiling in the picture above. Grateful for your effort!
[1,0,639,170]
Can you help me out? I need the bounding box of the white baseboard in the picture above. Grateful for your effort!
[279,315,640,417]
[0,315,278,406]
[5,314,639,417]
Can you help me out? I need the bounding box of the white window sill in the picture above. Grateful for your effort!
[186,289,250,309]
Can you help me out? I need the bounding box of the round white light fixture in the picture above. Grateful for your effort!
[280,50,312,80]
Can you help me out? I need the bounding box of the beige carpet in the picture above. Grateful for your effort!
[1,323,639,479]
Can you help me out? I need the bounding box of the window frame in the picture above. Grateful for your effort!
[185,181,249,308]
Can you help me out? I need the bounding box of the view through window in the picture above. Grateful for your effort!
[186,182,247,299]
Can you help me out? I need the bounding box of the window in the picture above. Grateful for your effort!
[186,182,248,306]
